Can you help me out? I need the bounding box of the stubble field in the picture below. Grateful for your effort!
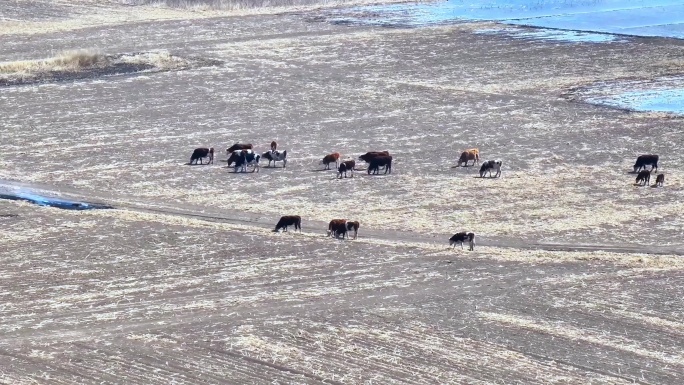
[0,1,683,383]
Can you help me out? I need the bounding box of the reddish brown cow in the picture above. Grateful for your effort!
[270,141,277,152]
[327,219,347,238]
[321,152,341,170]
[226,143,253,154]
[457,148,480,167]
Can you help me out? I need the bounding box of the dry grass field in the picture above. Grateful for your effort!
[1,1,683,384]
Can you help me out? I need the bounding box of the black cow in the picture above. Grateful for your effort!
[358,151,390,163]
[275,215,301,232]
[226,143,253,154]
[636,170,651,186]
[190,147,214,165]
[633,154,658,173]
[368,156,392,175]
[655,173,665,187]
[338,160,356,179]
[449,232,475,251]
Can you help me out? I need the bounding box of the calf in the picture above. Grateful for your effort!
[633,154,658,173]
[636,170,651,186]
[449,232,475,251]
[190,147,214,165]
[655,173,665,187]
[358,151,390,164]
[321,152,341,170]
[479,160,502,178]
[275,215,301,232]
[368,155,392,175]
[261,150,288,168]
[327,219,347,239]
[338,160,356,178]
[457,148,479,167]
[227,149,260,172]
[270,141,277,152]
[226,143,253,154]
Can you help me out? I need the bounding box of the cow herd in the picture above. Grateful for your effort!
[188,142,664,251]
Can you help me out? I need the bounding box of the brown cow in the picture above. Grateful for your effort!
[190,147,214,165]
[368,156,392,175]
[338,160,356,178]
[457,148,479,167]
[226,143,253,154]
[655,173,665,187]
[270,141,277,152]
[358,151,390,163]
[327,219,347,238]
[321,152,341,170]
[275,215,301,232]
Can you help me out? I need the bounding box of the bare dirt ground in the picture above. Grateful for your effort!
[1,1,683,384]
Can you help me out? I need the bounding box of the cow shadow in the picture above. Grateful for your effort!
[185,162,211,166]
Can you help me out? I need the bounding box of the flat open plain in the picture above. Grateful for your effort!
[0,1,683,383]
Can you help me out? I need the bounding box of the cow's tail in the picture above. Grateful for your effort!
[282,150,287,159]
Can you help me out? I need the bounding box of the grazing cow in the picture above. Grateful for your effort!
[479,160,502,178]
[449,232,475,251]
[633,154,658,173]
[327,219,347,239]
[358,151,390,164]
[271,141,277,152]
[338,160,356,178]
[321,152,341,170]
[261,150,288,168]
[275,215,301,232]
[457,148,480,167]
[327,220,359,239]
[346,220,360,240]
[636,170,651,186]
[226,143,253,154]
[368,155,392,175]
[190,147,214,165]
[227,149,260,173]
[655,173,665,187]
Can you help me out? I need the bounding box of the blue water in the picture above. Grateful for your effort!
[0,190,112,210]
[587,88,684,114]
[330,0,684,41]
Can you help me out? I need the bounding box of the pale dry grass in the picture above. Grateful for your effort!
[0,50,192,85]
[478,311,684,366]
[0,50,107,74]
